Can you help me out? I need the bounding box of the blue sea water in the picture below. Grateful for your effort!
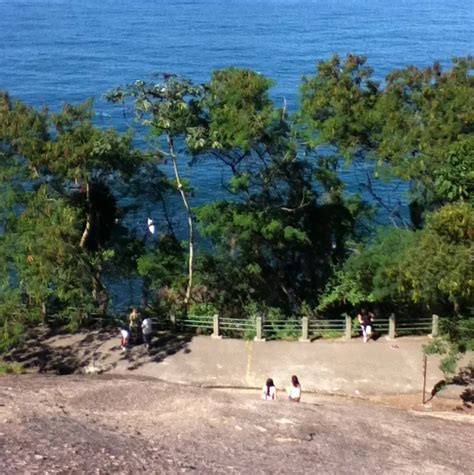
[0,0,473,306]
[1,0,472,108]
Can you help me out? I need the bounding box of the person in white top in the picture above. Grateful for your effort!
[141,316,153,349]
[288,375,301,402]
[262,378,277,400]
[119,327,130,351]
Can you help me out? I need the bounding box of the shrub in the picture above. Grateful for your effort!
[243,327,256,340]
[275,323,300,341]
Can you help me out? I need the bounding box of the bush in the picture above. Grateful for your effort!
[243,327,256,340]
[351,317,361,337]
[188,302,218,317]
[423,315,474,378]
[275,323,300,341]
[439,315,474,352]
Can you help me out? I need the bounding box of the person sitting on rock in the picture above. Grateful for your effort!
[262,378,277,400]
[288,375,301,402]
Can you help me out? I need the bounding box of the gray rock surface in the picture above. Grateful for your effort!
[0,375,472,474]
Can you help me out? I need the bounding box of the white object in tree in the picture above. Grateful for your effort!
[147,217,155,235]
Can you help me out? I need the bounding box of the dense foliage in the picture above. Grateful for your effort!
[0,56,472,353]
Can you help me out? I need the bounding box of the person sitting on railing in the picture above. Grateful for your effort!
[357,308,375,343]
[262,378,277,400]
[288,375,301,402]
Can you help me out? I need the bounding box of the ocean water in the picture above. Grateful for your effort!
[1,0,473,104]
[1,0,472,181]
[1,0,472,107]
[1,0,473,306]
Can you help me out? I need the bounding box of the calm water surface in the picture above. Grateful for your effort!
[1,0,472,109]
[1,0,472,210]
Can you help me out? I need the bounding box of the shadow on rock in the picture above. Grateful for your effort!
[124,332,193,371]
[4,327,115,375]
[452,365,473,386]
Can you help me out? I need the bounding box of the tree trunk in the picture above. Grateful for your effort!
[79,181,91,249]
[167,134,194,308]
[92,264,108,315]
[142,276,150,308]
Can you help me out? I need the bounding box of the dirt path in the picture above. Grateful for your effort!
[0,374,472,474]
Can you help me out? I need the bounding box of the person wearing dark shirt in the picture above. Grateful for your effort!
[357,308,374,343]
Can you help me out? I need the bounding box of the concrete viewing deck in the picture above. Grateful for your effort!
[108,335,471,397]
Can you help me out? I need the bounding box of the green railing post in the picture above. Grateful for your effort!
[211,313,222,339]
[254,316,265,342]
[388,313,396,340]
[345,314,352,340]
[299,317,310,342]
[431,314,439,338]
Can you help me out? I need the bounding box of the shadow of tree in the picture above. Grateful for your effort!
[5,326,195,375]
[451,365,473,386]
[124,332,193,371]
[427,364,473,406]
[455,365,473,408]
[460,388,474,405]
[4,327,116,375]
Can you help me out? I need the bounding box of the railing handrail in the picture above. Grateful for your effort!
[44,313,445,341]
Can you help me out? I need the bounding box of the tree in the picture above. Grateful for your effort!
[401,203,473,314]
[375,58,473,204]
[0,94,144,322]
[107,77,206,309]
[42,101,144,313]
[300,55,474,220]
[10,187,95,319]
[192,68,363,315]
[299,54,380,154]
[106,162,175,307]
[319,203,474,318]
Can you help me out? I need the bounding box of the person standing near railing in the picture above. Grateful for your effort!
[141,316,153,350]
[128,307,141,344]
[357,308,375,343]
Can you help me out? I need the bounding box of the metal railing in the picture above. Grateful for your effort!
[309,319,345,337]
[177,314,214,331]
[46,312,441,342]
[263,319,301,340]
[220,317,255,334]
[395,316,433,335]
[176,313,439,341]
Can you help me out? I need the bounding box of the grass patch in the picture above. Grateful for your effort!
[0,361,24,376]
[313,331,344,340]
